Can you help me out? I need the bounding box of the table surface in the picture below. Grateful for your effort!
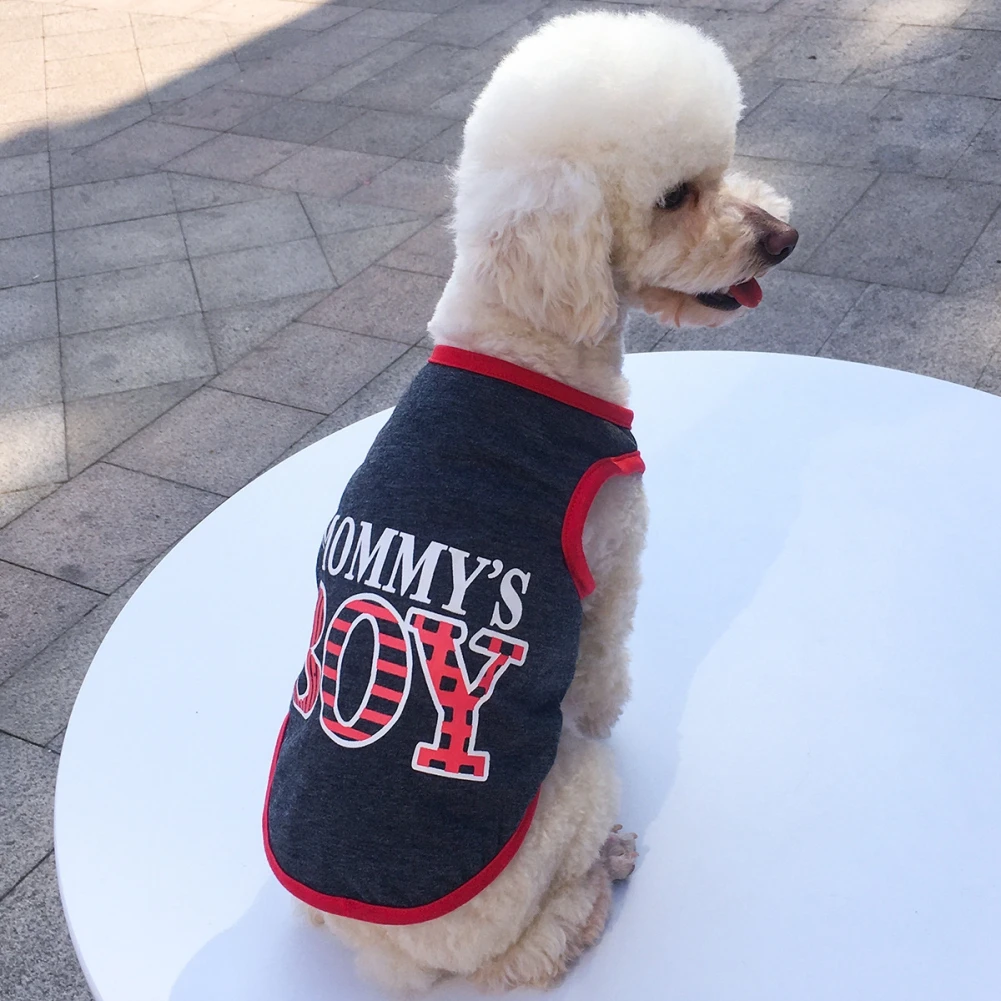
[55,352,1001,1001]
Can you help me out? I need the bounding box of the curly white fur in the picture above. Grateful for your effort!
[309,10,796,992]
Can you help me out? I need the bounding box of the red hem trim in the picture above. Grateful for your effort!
[429,345,634,429]
[262,715,540,925]
[562,451,646,598]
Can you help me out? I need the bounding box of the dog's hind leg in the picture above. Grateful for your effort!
[467,823,636,991]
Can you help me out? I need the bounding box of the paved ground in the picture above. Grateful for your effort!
[1,0,1000,995]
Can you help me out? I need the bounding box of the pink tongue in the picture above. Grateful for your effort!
[728,277,762,308]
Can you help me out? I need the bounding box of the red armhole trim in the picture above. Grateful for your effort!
[262,715,540,925]
[562,451,646,599]
[429,345,634,429]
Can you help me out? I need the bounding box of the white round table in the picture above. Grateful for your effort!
[55,352,1001,1001]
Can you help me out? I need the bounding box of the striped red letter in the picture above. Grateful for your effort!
[406,611,527,781]
[319,593,412,747]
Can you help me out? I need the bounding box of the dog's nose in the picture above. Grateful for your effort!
[759,224,798,265]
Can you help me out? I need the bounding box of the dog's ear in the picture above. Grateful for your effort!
[454,161,617,344]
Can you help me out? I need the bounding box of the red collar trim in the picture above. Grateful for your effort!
[429,346,634,429]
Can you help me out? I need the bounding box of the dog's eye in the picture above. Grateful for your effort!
[656,183,690,210]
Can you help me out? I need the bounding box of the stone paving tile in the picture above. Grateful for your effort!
[138,40,239,95]
[69,120,220,174]
[257,145,396,197]
[862,0,969,25]
[623,310,667,354]
[700,11,799,71]
[62,314,215,401]
[0,191,52,241]
[378,0,467,12]
[0,485,58,533]
[269,24,391,67]
[821,285,1001,386]
[179,193,311,257]
[377,218,453,277]
[345,157,451,214]
[947,207,1001,297]
[203,290,327,369]
[55,214,187,279]
[0,153,49,196]
[345,8,436,37]
[339,43,494,112]
[0,235,54,290]
[65,377,206,476]
[0,854,94,1001]
[302,265,445,343]
[0,98,46,132]
[191,237,335,309]
[320,108,453,157]
[45,48,144,93]
[166,171,278,211]
[299,196,421,235]
[825,90,996,178]
[0,405,66,495]
[755,16,902,84]
[166,132,303,181]
[43,26,136,62]
[0,737,59,899]
[212,322,408,412]
[130,11,229,47]
[0,462,222,593]
[849,25,1001,99]
[45,79,146,124]
[228,97,361,144]
[227,24,317,65]
[0,562,99,686]
[196,0,359,33]
[148,59,243,104]
[109,385,321,494]
[278,341,432,461]
[48,101,153,153]
[425,74,485,118]
[319,217,428,283]
[222,54,335,96]
[408,0,544,48]
[950,105,1001,186]
[295,40,424,102]
[0,284,57,349]
[958,0,1001,29]
[58,259,199,335]
[410,120,463,163]
[52,173,175,231]
[737,82,889,164]
[0,38,45,96]
[767,0,870,17]
[0,568,146,746]
[663,271,867,355]
[0,16,42,44]
[0,339,60,415]
[803,173,1001,293]
[152,85,278,130]
[729,157,877,262]
[42,9,131,34]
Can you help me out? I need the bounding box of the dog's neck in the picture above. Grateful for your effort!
[427,275,632,407]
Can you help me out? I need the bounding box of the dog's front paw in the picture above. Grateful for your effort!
[600,825,638,881]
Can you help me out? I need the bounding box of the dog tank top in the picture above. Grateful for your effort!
[263,345,644,924]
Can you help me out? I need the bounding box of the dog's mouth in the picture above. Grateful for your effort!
[695,277,763,312]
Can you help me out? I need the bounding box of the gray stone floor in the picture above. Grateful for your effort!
[1,0,999,996]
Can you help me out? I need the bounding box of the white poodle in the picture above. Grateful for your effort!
[273,9,796,993]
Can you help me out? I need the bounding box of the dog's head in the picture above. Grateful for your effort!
[449,11,797,343]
